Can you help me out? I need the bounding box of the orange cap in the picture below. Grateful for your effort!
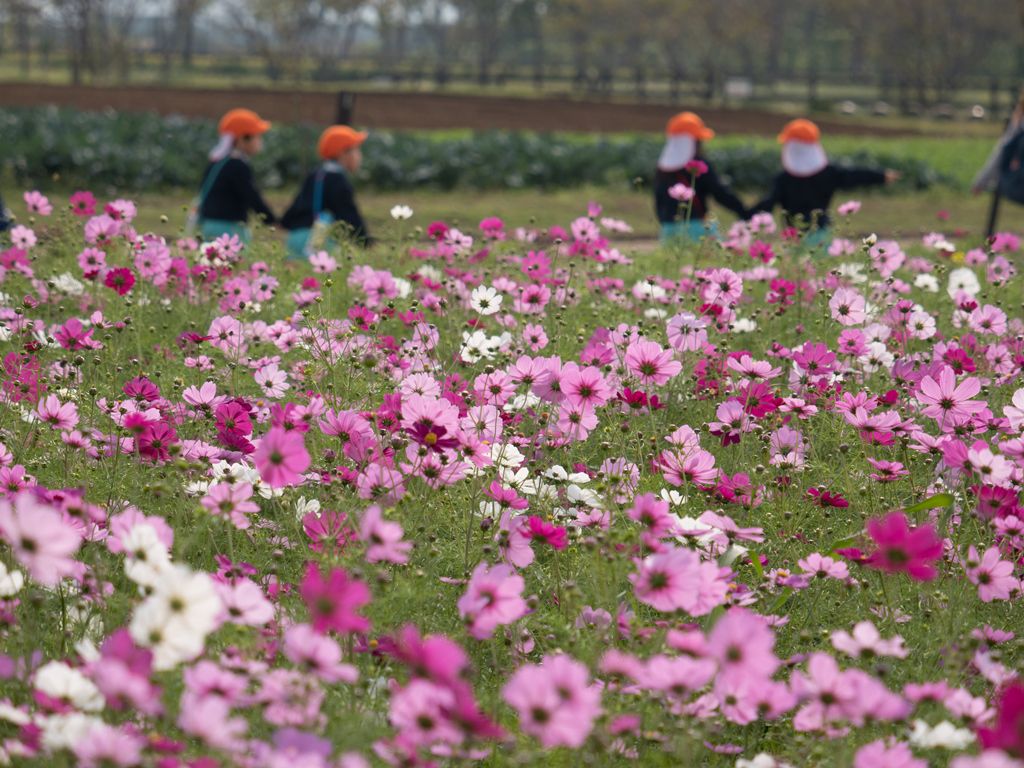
[778,118,821,144]
[219,108,271,137]
[318,125,368,159]
[666,112,715,140]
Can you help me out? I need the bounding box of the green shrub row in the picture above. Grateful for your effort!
[0,106,953,194]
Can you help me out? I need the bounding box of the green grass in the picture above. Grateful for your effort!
[1,201,1021,766]
[7,186,1002,248]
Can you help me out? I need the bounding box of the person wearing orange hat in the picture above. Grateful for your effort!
[752,118,900,246]
[194,108,276,243]
[655,111,748,242]
[282,125,372,259]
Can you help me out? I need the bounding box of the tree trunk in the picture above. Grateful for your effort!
[804,7,820,108]
[15,8,31,76]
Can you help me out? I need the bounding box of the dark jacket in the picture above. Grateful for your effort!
[654,160,747,224]
[753,165,885,230]
[199,156,276,225]
[281,165,371,245]
[0,193,9,233]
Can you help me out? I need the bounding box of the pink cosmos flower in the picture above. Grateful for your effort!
[867,458,909,483]
[36,394,79,431]
[831,621,908,659]
[70,190,97,217]
[966,546,1016,603]
[865,512,943,581]
[300,562,371,635]
[625,339,682,386]
[561,365,612,410]
[254,427,310,488]
[201,482,260,530]
[23,190,52,216]
[797,552,849,580]
[0,491,82,585]
[72,723,145,768]
[284,623,358,684]
[917,366,985,426]
[708,607,779,682]
[389,679,462,747]
[457,562,528,640]
[791,652,857,732]
[359,505,412,565]
[630,546,727,616]
[668,183,695,202]
[215,578,274,626]
[853,740,926,768]
[502,654,602,748]
[828,287,867,326]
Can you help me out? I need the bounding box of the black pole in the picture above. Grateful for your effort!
[335,91,356,125]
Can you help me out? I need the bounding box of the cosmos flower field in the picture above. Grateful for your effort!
[0,191,1023,767]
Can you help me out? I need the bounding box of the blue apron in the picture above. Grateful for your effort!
[802,227,833,251]
[287,165,337,260]
[660,220,718,243]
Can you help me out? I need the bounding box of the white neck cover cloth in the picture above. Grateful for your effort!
[781,141,828,177]
[658,135,697,172]
[209,134,235,162]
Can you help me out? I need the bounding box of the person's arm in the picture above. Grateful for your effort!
[749,173,782,215]
[704,165,749,219]
[834,166,886,190]
[237,161,277,225]
[327,174,372,246]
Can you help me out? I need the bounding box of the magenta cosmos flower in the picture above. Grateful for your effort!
[300,562,370,635]
[0,491,82,585]
[254,427,311,488]
[865,512,943,581]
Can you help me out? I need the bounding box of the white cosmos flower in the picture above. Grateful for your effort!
[567,484,603,509]
[490,443,524,468]
[460,330,490,363]
[659,488,686,507]
[390,204,413,220]
[52,272,85,296]
[295,496,321,521]
[504,392,541,412]
[416,265,442,282]
[859,341,894,373]
[150,565,221,635]
[736,755,793,768]
[0,561,24,597]
[500,466,538,495]
[393,277,411,298]
[730,318,758,333]
[130,565,222,670]
[122,524,172,587]
[836,263,868,284]
[33,661,104,712]
[470,285,503,316]
[947,267,981,298]
[914,273,939,293]
[908,719,974,750]
[41,713,103,752]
